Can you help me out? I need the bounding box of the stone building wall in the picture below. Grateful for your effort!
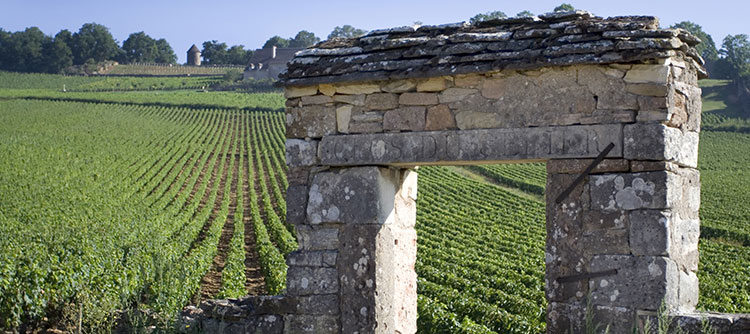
[179,11,749,334]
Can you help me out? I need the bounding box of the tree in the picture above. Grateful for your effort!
[554,3,576,12]
[721,35,750,78]
[153,38,177,64]
[262,35,290,49]
[469,11,507,24]
[720,34,750,103]
[0,29,11,69]
[42,30,73,73]
[516,10,535,18]
[225,45,252,65]
[121,32,158,63]
[670,21,719,62]
[289,30,320,48]
[2,27,49,72]
[201,40,228,65]
[71,23,119,65]
[327,25,366,39]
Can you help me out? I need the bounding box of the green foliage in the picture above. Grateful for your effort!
[289,30,320,48]
[222,69,244,83]
[0,89,285,110]
[516,10,535,18]
[553,3,576,12]
[72,23,119,65]
[720,34,750,79]
[120,32,176,64]
[469,11,507,24]
[262,35,290,49]
[327,25,367,39]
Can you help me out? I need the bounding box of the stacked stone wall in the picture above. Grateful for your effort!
[177,51,750,333]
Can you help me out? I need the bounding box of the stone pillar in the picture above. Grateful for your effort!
[544,57,703,334]
[285,164,418,334]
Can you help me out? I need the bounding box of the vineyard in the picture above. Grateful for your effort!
[102,64,244,76]
[0,73,748,333]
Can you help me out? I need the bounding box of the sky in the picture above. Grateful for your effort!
[1,0,748,64]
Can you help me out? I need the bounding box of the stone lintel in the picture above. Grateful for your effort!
[319,124,623,166]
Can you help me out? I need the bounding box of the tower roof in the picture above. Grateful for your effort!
[188,44,200,53]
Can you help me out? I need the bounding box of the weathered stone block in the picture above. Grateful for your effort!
[641,312,750,333]
[307,167,397,224]
[582,228,630,255]
[286,266,339,295]
[285,86,318,98]
[451,74,481,88]
[320,125,622,166]
[582,210,628,232]
[578,66,638,110]
[624,64,670,84]
[335,196,417,334]
[286,250,337,267]
[383,107,426,131]
[286,105,337,139]
[416,77,447,92]
[336,105,352,133]
[286,184,308,225]
[398,92,439,105]
[287,166,311,186]
[381,80,416,93]
[626,83,668,96]
[296,225,339,250]
[438,88,477,103]
[286,139,318,167]
[547,159,630,175]
[589,255,678,309]
[678,270,699,311]
[425,105,456,131]
[284,315,339,334]
[624,123,698,168]
[630,160,679,173]
[364,93,399,110]
[455,111,500,130]
[629,210,672,256]
[301,94,333,105]
[335,83,380,95]
[332,94,365,106]
[547,302,585,333]
[348,121,384,134]
[318,84,336,96]
[593,305,634,334]
[292,294,340,315]
[589,171,680,211]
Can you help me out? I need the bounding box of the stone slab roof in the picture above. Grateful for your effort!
[279,11,705,86]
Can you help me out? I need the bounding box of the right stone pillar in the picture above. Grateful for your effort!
[545,59,703,333]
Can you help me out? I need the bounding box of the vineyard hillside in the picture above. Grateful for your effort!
[0,73,747,333]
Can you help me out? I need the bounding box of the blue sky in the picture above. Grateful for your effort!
[1,0,748,63]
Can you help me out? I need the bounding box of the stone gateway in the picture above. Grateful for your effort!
[180,10,750,334]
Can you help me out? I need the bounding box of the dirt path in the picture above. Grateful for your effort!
[186,117,235,255]
[197,115,243,300]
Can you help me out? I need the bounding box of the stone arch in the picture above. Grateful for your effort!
[181,11,747,334]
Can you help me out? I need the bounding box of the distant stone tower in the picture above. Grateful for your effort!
[187,44,201,66]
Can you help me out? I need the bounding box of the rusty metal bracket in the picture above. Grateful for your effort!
[556,269,618,283]
[555,142,616,204]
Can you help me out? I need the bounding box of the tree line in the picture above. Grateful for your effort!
[0,23,178,74]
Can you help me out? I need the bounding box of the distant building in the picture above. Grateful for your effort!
[244,46,303,80]
[187,44,201,66]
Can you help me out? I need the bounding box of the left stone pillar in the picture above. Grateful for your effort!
[285,142,418,334]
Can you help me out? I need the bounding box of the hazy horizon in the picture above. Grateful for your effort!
[1,0,747,64]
